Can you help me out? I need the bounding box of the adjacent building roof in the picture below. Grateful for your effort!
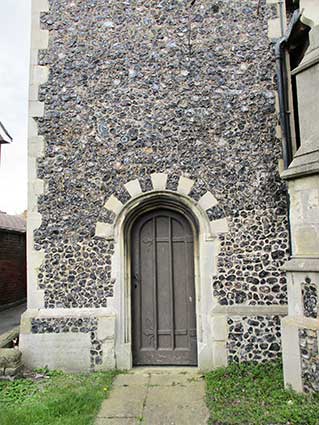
[0,211,26,233]
[0,122,13,145]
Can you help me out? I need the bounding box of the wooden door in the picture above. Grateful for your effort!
[131,208,197,366]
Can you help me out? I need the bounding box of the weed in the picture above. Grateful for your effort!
[34,367,64,378]
[0,379,38,404]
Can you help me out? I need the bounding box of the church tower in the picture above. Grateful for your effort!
[21,0,290,371]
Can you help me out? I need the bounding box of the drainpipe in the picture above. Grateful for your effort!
[275,38,293,169]
[277,0,290,167]
[275,38,294,257]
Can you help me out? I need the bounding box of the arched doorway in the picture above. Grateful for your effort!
[130,208,197,366]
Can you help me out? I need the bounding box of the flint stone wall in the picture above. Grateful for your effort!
[227,315,282,363]
[299,328,319,392]
[31,0,288,363]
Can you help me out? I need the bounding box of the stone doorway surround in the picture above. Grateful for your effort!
[96,172,229,371]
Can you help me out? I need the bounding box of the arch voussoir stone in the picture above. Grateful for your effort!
[95,174,229,240]
[124,179,142,198]
[151,172,168,190]
[177,176,194,195]
[104,195,123,215]
[210,218,229,234]
[95,222,114,239]
[198,191,218,211]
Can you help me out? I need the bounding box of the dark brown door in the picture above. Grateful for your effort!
[131,208,197,366]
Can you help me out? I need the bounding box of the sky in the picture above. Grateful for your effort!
[0,0,31,215]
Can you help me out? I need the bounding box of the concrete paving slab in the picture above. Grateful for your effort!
[96,385,147,419]
[149,372,202,387]
[95,418,139,425]
[113,373,149,387]
[95,368,209,425]
[146,384,206,407]
[143,401,209,425]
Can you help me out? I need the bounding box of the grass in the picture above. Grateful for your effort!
[2,362,318,425]
[205,361,319,425]
[0,369,118,425]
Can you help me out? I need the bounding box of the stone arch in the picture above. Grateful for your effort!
[94,173,230,370]
[95,173,229,241]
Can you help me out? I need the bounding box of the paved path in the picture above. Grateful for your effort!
[0,303,26,335]
[95,367,209,425]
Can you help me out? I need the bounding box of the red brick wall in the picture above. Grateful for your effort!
[0,230,26,306]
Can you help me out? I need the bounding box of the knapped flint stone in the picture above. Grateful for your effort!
[302,278,318,319]
[227,315,282,364]
[298,328,319,392]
